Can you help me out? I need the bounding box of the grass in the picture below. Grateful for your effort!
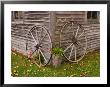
[11,50,100,77]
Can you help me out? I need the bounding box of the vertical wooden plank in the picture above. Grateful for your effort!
[22,11,25,24]
[84,11,87,24]
[49,11,56,45]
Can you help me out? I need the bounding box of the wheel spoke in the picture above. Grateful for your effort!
[77,29,84,39]
[35,30,40,44]
[30,48,38,58]
[77,41,83,47]
[74,45,76,61]
[75,26,79,38]
[30,32,38,45]
[77,41,86,50]
[64,43,73,52]
[39,33,47,44]
[65,40,72,45]
[38,50,41,66]
[40,47,50,53]
[41,42,51,45]
[69,44,74,59]
[39,49,47,63]
[71,22,75,36]
[39,28,43,43]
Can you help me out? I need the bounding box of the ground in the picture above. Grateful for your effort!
[11,50,100,77]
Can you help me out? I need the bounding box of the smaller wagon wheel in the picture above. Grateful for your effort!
[60,21,87,63]
[26,25,52,67]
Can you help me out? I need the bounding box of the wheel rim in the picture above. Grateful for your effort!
[60,21,87,62]
[26,25,52,66]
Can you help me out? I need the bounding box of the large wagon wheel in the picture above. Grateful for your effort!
[60,21,87,63]
[26,25,52,67]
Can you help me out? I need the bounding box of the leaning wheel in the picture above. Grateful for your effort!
[60,21,87,63]
[26,25,52,67]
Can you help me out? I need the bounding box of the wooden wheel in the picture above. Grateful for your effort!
[60,21,87,63]
[26,25,52,67]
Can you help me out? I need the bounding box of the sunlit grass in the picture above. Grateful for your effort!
[11,50,100,77]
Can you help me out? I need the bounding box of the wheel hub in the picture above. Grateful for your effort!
[34,44,41,50]
[71,36,78,45]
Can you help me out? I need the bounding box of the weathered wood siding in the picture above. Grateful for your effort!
[54,11,86,45]
[84,24,100,52]
[54,11,100,53]
[11,11,100,56]
[11,11,50,55]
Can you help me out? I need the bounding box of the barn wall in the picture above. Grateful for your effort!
[11,11,51,55]
[53,11,86,45]
[54,12,100,53]
[11,11,100,56]
[82,24,100,52]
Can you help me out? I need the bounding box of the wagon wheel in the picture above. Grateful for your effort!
[60,21,87,63]
[26,25,52,67]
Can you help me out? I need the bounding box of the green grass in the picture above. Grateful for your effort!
[11,50,100,77]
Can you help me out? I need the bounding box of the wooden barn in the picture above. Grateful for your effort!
[11,11,100,66]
